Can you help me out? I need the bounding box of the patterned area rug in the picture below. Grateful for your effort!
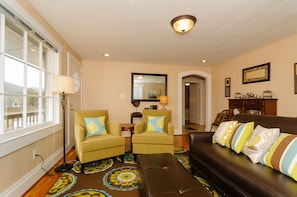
[103,166,141,191]
[46,147,221,197]
[72,158,114,174]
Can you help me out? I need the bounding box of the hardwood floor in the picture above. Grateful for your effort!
[22,123,204,196]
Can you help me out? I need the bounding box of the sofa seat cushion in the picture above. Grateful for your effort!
[81,134,125,152]
[190,142,297,197]
[133,132,174,144]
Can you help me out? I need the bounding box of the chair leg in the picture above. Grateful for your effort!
[119,154,125,163]
[81,163,85,174]
[134,154,137,163]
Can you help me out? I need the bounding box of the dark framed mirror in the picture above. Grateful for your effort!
[131,73,167,102]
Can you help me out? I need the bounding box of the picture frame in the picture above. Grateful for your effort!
[242,63,270,84]
[225,77,231,97]
[294,63,297,94]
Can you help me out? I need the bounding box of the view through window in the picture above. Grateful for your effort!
[0,6,58,134]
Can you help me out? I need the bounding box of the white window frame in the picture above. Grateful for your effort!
[0,0,63,157]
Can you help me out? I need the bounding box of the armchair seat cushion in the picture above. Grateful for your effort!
[133,132,174,145]
[81,134,125,152]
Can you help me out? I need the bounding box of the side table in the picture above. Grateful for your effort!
[120,123,135,152]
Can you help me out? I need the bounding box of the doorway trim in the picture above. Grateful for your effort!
[177,70,211,134]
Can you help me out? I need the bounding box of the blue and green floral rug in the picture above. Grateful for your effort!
[46,148,221,197]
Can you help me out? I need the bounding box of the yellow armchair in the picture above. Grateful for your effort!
[132,110,174,154]
[74,110,125,173]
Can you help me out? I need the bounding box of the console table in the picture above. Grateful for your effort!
[228,98,277,119]
[130,112,142,123]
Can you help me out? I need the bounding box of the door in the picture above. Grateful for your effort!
[189,83,199,124]
[67,52,82,148]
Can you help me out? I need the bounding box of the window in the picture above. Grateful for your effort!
[0,6,58,134]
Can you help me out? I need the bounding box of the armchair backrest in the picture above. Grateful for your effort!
[75,110,109,129]
[142,110,171,133]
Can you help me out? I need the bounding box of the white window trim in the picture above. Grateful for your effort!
[0,0,64,156]
[0,0,63,52]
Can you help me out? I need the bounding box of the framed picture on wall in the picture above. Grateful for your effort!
[225,77,231,97]
[242,63,270,84]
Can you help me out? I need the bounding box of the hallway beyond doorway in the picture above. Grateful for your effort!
[182,122,205,134]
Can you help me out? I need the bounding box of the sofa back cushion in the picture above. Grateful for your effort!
[232,114,297,135]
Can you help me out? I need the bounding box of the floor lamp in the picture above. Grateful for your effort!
[52,75,76,172]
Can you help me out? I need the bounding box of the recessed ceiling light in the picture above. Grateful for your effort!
[201,59,207,63]
[103,53,110,57]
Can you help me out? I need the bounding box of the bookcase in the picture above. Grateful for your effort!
[228,99,277,119]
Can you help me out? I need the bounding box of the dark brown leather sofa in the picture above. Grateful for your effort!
[189,114,297,197]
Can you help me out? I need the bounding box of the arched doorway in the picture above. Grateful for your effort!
[177,70,211,134]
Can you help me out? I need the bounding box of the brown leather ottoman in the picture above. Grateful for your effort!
[137,153,212,197]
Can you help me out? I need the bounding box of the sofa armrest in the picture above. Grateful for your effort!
[107,122,122,136]
[189,132,214,144]
[134,121,145,134]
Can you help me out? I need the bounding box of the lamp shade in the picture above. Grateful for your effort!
[52,75,76,94]
[159,95,168,105]
[171,15,196,33]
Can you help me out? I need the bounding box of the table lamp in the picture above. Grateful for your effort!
[159,95,168,110]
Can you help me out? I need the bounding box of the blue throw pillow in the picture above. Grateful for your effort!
[84,117,107,137]
[146,116,166,133]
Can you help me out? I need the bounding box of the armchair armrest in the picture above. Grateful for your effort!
[107,122,122,136]
[189,132,214,145]
[134,122,145,134]
[167,122,174,135]
[75,124,86,147]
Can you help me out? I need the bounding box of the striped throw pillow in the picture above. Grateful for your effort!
[225,122,254,153]
[261,133,297,181]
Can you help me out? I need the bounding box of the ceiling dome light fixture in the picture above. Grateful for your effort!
[171,15,197,34]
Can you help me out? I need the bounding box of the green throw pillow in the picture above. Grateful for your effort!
[84,116,107,137]
[146,116,166,133]
[261,133,297,181]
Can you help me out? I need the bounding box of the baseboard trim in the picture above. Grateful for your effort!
[0,147,66,197]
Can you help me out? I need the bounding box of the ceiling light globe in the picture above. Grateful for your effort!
[171,15,196,34]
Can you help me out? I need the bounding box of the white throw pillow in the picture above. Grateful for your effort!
[212,121,238,146]
[242,125,280,163]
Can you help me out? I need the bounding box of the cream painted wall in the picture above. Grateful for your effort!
[211,34,297,119]
[81,60,210,131]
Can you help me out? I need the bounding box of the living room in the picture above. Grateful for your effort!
[1,0,297,196]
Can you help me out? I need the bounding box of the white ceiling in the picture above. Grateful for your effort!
[27,0,297,67]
